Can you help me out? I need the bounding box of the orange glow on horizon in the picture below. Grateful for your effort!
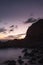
[0,33,26,40]
[0,34,6,40]
[18,35,26,39]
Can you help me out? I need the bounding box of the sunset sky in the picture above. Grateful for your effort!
[0,0,43,40]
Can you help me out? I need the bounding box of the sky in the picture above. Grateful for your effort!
[0,0,43,40]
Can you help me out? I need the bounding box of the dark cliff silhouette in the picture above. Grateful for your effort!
[0,19,43,48]
[24,19,43,48]
[26,19,43,41]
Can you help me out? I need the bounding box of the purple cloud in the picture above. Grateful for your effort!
[24,17,37,24]
[0,27,7,33]
[9,29,14,32]
[10,25,14,28]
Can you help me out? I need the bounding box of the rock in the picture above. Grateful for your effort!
[25,19,43,48]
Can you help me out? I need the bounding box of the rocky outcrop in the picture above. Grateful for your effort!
[25,19,43,48]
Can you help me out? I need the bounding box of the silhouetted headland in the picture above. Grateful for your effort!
[25,19,43,48]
